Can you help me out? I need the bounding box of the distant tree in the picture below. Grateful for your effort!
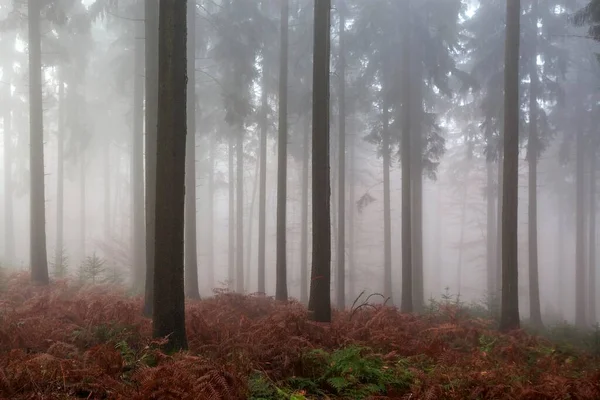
[308,0,332,323]
[152,0,188,352]
[499,0,521,332]
[574,0,600,40]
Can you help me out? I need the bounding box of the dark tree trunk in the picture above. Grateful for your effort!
[527,0,542,327]
[496,153,503,298]
[300,114,310,304]
[3,73,15,266]
[382,100,392,302]
[28,0,49,285]
[185,1,200,299]
[499,0,521,332]
[400,0,413,313]
[144,0,159,316]
[276,0,289,301]
[257,58,268,295]
[411,66,424,312]
[228,136,235,290]
[152,0,188,352]
[132,17,146,291]
[54,78,65,275]
[336,3,346,308]
[576,121,586,327]
[348,126,356,303]
[589,147,597,324]
[207,132,215,289]
[486,159,497,305]
[236,129,244,293]
[245,151,260,291]
[308,0,332,323]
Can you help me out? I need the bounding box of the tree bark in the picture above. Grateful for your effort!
[276,0,289,301]
[300,114,310,304]
[245,150,260,291]
[143,0,159,316]
[336,3,346,308]
[499,0,521,332]
[236,129,244,293]
[348,127,356,303]
[28,0,49,285]
[152,0,188,352]
[3,73,15,266]
[576,120,586,327]
[257,58,268,295]
[486,159,497,305]
[400,0,413,313]
[589,146,597,324]
[185,0,200,299]
[308,0,332,322]
[228,135,235,290]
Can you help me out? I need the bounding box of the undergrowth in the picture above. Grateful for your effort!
[0,272,599,399]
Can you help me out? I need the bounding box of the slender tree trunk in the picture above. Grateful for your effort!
[589,148,597,324]
[300,114,310,304]
[228,136,235,290]
[143,0,159,316]
[576,122,587,327]
[400,0,413,313]
[3,76,15,266]
[276,0,289,301]
[382,101,392,302]
[245,152,260,291]
[496,153,503,298]
[80,152,86,259]
[185,1,200,299]
[257,60,268,295]
[557,174,565,319]
[54,78,65,274]
[207,132,215,290]
[486,160,497,305]
[411,69,424,312]
[336,3,346,308]
[348,129,356,303]
[236,129,244,293]
[153,0,188,352]
[132,19,146,291]
[499,0,521,332]
[527,3,542,326]
[28,0,49,285]
[308,0,332,322]
[456,173,468,296]
[103,137,111,241]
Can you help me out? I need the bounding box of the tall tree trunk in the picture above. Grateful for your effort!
[499,0,521,332]
[527,0,542,326]
[576,122,586,327]
[207,132,215,289]
[308,0,332,322]
[336,3,346,308]
[382,100,392,302]
[496,153,503,298]
[486,160,497,305]
[400,0,413,313]
[456,172,468,296]
[185,1,200,299]
[3,75,15,265]
[300,114,310,304]
[54,78,65,275]
[153,0,188,352]
[80,152,86,259]
[103,136,111,241]
[245,152,260,291]
[556,173,565,319]
[348,128,356,303]
[411,69,424,312]
[228,136,235,290]
[132,18,146,291]
[276,0,289,301]
[28,0,49,285]
[236,129,244,293]
[257,59,268,295]
[143,0,159,316]
[589,148,597,324]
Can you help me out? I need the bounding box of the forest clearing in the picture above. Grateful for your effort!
[0,273,599,399]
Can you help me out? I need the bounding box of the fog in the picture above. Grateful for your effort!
[0,0,599,327]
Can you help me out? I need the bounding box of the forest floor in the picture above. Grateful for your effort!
[0,273,599,399]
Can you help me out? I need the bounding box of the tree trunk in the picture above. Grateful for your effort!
[245,152,259,292]
[486,160,497,305]
[300,114,310,304]
[411,66,424,312]
[80,151,86,260]
[527,0,542,326]
[348,128,356,303]
[207,132,215,290]
[276,0,289,301]
[336,3,346,309]
[456,170,468,296]
[576,121,586,327]
[400,0,413,313]
[499,0,521,332]
[3,74,15,266]
[382,100,392,302]
[589,147,597,324]
[185,1,200,299]
[236,129,244,293]
[257,58,268,295]
[308,0,332,323]
[143,0,159,316]
[132,18,146,291]
[228,136,235,290]
[54,78,65,275]
[103,136,111,241]
[28,0,49,285]
[152,0,188,352]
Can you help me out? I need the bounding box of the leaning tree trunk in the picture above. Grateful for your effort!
[236,129,245,293]
[132,18,146,291]
[184,1,200,299]
[153,0,188,352]
[336,2,346,308]
[308,0,332,323]
[3,72,15,266]
[143,0,159,316]
[28,0,49,285]
[400,0,413,313]
[276,0,289,301]
[499,0,521,332]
